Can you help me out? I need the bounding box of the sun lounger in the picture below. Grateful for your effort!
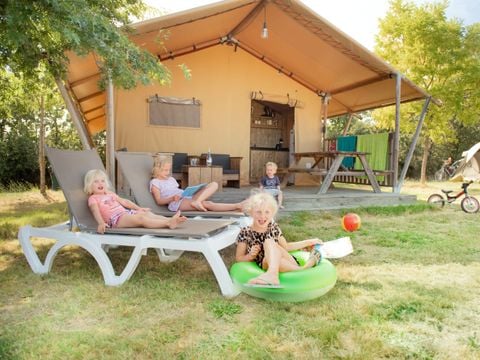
[115,151,248,225]
[18,147,241,297]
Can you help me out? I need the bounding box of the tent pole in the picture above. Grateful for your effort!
[55,78,93,150]
[395,96,431,193]
[392,72,401,190]
[342,113,354,136]
[106,76,115,188]
[228,0,266,37]
[321,93,330,151]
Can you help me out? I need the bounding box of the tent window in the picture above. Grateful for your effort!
[148,95,201,128]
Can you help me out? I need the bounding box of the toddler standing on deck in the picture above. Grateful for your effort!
[84,169,186,234]
[259,161,284,209]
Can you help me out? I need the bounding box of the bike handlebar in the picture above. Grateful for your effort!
[462,180,474,190]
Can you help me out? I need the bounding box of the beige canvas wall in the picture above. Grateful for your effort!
[115,45,322,185]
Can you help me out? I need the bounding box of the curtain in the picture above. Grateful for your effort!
[148,95,201,128]
[354,133,389,180]
[337,135,357,168]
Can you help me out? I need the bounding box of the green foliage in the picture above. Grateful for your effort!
[327,112,378,138]
[91,131,107,164]
[0,0,171,89]
[0,122,38,185]
[207,300,243,319]
[0,67,82,186]
[0,1,173,186]
[372,0,480,180]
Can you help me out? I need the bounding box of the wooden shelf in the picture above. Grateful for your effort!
[251,124,281,129]
[251,117,281,128]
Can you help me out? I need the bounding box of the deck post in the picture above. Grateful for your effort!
[320,93,330,152]
[342,113,354,136]
[395,96,431,192]
[106,76,115,187]
[392,72,401,190]
[55,78,93,150]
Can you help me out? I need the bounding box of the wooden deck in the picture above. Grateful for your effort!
[211,184,417,213]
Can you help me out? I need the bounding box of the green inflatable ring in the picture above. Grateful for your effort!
[230,251,337,302]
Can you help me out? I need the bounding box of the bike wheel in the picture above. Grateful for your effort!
[461,196,480,213]
[427,194,445,208]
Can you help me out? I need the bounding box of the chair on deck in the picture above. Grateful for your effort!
[18,147,241,297]
[171,152,188,182]
[115,151,247,223]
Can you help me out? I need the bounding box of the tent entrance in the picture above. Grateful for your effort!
[249,99,294,183]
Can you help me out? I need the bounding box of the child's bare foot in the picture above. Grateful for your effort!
[279,205,285,209]
[191,200,208,212]
[168,211,187,229]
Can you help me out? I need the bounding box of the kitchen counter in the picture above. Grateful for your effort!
[250,148,289,181]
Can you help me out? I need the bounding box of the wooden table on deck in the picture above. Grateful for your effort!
[181,165,223,191]
[283,151,381,194]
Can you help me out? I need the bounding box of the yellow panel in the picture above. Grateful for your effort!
[115,46,322,185]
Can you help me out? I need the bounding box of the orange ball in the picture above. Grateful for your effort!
[342,213,361,232]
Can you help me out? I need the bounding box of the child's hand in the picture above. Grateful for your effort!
[307,238,323,249]
[172,195,181,202]
[97,223,107,234]
[138,207,150,212]
[249,245,261,258]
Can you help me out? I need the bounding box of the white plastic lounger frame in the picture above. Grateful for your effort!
[18,147,241,297]
[18,220,240,296]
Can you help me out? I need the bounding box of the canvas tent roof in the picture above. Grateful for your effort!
[65,0,434,134]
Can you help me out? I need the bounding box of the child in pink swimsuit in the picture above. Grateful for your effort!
[84,169,186,234]
[149,156,245,212]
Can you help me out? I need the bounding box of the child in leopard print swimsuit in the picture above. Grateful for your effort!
[235,192,323,287]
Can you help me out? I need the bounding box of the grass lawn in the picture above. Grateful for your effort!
[1,181,479,359]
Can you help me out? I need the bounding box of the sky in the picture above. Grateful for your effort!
[144,0,480,50]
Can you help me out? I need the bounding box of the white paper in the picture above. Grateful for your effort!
[321,236,353,259]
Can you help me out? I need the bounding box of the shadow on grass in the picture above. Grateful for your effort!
[0,199,67,215]
[0,201,69,239]
[1,236,238,292]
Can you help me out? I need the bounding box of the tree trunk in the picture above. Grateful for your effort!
[38,95,49,200]
[420,136,431,185]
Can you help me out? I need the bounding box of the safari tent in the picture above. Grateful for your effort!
[59,0,434,190]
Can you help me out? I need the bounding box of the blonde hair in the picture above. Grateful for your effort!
[151,166,161,179]
[84,169,111,194]
[243,191,278,216]
[265,162,278,170]
[152,155,172,178]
